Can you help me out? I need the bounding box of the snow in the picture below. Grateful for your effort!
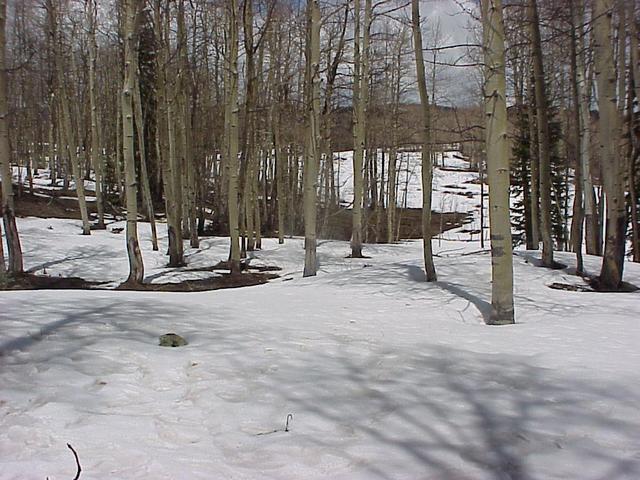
[12,167,96,202]
[333,149,480,212]
[2,160,640,479]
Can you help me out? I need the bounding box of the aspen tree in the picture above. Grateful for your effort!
[303,0,321,277]
[527,73,540,249]
[320,4,348,237]
[122,0,144,283]
[411,0,437,281]
[241,0,257,252]
[594,0,625,289]
[176,0,197,249]
[569,0,584,274]
[86,0,105,229]
[481,0,514,324]
[0,0,22,274]
[268,23,286,245]
[53,1,91,236]
[629,0,640,262]
[154,0,183,266]
[225,0,241,274]
[574,0,599,256]
[351,0,369,258]
[387,28,405,244]
[528,0,554,267]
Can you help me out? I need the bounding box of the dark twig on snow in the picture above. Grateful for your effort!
[67,443,81,480]
[256,413,294,436]
[284,413,293,432]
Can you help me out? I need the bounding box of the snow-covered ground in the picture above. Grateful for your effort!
[3,155,640,479]
[2,213,640,479]
[11,166,97,200]
[333,149,480,212]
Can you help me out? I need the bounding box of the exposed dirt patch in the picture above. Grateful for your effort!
[10,187,123,221]
[464,178,487,185]
[438,167,475,173]
[548,282,593,292]
[13,191,87,220]
[548,279,639,293]
[0,273,106,290]
[208,260,283,273]
[586,277,639,293]
[444,190,475,198]
[117,272,279,292]
[522,256,568,270]
[1,271,279,292]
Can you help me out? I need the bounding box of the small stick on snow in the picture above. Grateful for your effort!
[285,413,293,432]
[67,443,82,480]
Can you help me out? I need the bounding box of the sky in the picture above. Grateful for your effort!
[420,0,481,106]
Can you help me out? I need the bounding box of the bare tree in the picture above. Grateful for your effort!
[122,0,144,284]
[481,0,514,324]
[0,0,22,275]
[594,0,625,289]
[225,0,241,274]
[303,0,321,277]
[351,0,370,258]
[411,0,437,281]
[528,0,554,267]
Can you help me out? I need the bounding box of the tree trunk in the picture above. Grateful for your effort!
[0,0,22,274]
[528,0,554,267]
[87,0,105,229]
[594,0,626,289]
[481,0,515,324]
[350,0,369,258]
[226,0,241,274]
[527,74,540,249]
[177,0,197,250]
[269,26,286,245]
[303,0,321,277]
[122,0,144,284]
[412,0,437,281]
[629,0,640,262]
[575,0,599,256]
[569,0,584,274]
[53,1,90,236]
[155,1,183,267]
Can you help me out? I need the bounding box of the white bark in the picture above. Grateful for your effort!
[481,0,515,324]
[122,0,144,284]
[303,0,321,277]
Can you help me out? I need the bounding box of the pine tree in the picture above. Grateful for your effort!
[510,105,532,248]
[547,107,569,251]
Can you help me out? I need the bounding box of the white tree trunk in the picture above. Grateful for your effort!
[0,0,22,274]
[226,0,241,274]
[481,0,515,324]
[528,0,554,267]
[412,0,437,281]
[122,0,144,284]
[303,0,321,277]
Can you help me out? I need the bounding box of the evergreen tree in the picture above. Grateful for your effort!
[510,105,532,247]
[548,105,569,251]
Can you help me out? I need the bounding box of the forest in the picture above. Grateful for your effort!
[1,0,640,478]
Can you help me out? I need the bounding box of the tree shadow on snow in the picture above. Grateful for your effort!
[2,296,639,480]
[261,344,640,480]
[403,263,492,323]
[0,296,189,362]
